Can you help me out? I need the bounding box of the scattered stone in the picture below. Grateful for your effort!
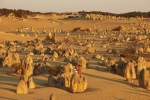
[50,93,56,100]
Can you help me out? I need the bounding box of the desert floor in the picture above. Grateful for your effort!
[0,15,150,100]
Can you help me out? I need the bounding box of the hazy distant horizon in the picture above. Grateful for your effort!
[0,0,150,14]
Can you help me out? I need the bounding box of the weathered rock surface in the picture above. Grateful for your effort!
[70,74,87,93]
[139,69,150,90]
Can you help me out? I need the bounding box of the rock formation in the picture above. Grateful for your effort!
[112,26,126,31]
[2,52,21,67]
[16,74,28,94]
[63,48,78,58]
[139,69,150,90]
[21,55,33,77]
[48,75,57,87]
[62,63,74,74]
[33,63,47,75]
[0,48,6,55]
[77,56,87,69]
[8,46,16,52]
[93,54,101,59]
[85,47,95,54]
[33,42,44,55]
[137,56,146,72]
[124,62,136,82]
[61,72,72,87]
[116,57,126,76]
[50,51,59,61]
[28,77,36,89]
[70,74,87,93]
[106,58,116,73]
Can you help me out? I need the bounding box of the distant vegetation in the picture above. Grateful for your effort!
[0,8,150,18]
[78,10,150,18]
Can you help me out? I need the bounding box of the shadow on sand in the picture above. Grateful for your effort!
[123,90,150,97]
[127,88,150,95]
[0,87,16,93]
[0,74,19,93]
[0,96,18,100]
[0,81,17,87]
[83,72,138,87]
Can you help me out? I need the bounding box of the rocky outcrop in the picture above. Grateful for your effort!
[50,51,59,61]
[2,52,21,67]
[93,54,101,59]
[16,74,28,94]
[116,57,126,76]
[62,63,74,74]
[112,26,126,31]
[137,56,146,72]
[85,47,95,54]
[77,56,87,69]
[70,74,87,93]
[61,72,72,87]
[33,43,44,55]
[64,56,76,65]
[48,75,57,87]
[62,48,78,58]
[8,46,16,52]
[124,62,136,82]
[28,77,36,89]
[106,58,116,73]
[48,65,63,76]
[47,63,87,93]
[0,48,6,55]
[139,69,150,90]
[21,54,33,77]
[33,63,47,75]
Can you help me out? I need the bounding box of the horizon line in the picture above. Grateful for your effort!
[1,8,150,14]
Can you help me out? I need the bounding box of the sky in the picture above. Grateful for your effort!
[0,0,150,14]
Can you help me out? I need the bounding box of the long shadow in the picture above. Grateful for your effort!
[34,77,71,93]
[0,75,18,93]
[33,75,72,93]
[0,72,71,93]
[0,67,12,73]
[114,98,124,100]
[127,88,150,94]
[83,87,100,93]
[123,90,150,97]
[0,96,17,100]
[31,98,43,100]
[83,72,138,87]
[33,78,47,87]
[0,81,17,87]
[0,87,16,93]
[0,75,19,82]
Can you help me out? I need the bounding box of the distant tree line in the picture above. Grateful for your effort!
[0,8,43,18]
[78,11,150,18]
[0,8,150,18]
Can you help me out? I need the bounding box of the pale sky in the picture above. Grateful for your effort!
[0,0,149,14]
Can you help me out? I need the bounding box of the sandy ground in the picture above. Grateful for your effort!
[1,67,150,100]
[0,32,39,42]
[0,15,150,100]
